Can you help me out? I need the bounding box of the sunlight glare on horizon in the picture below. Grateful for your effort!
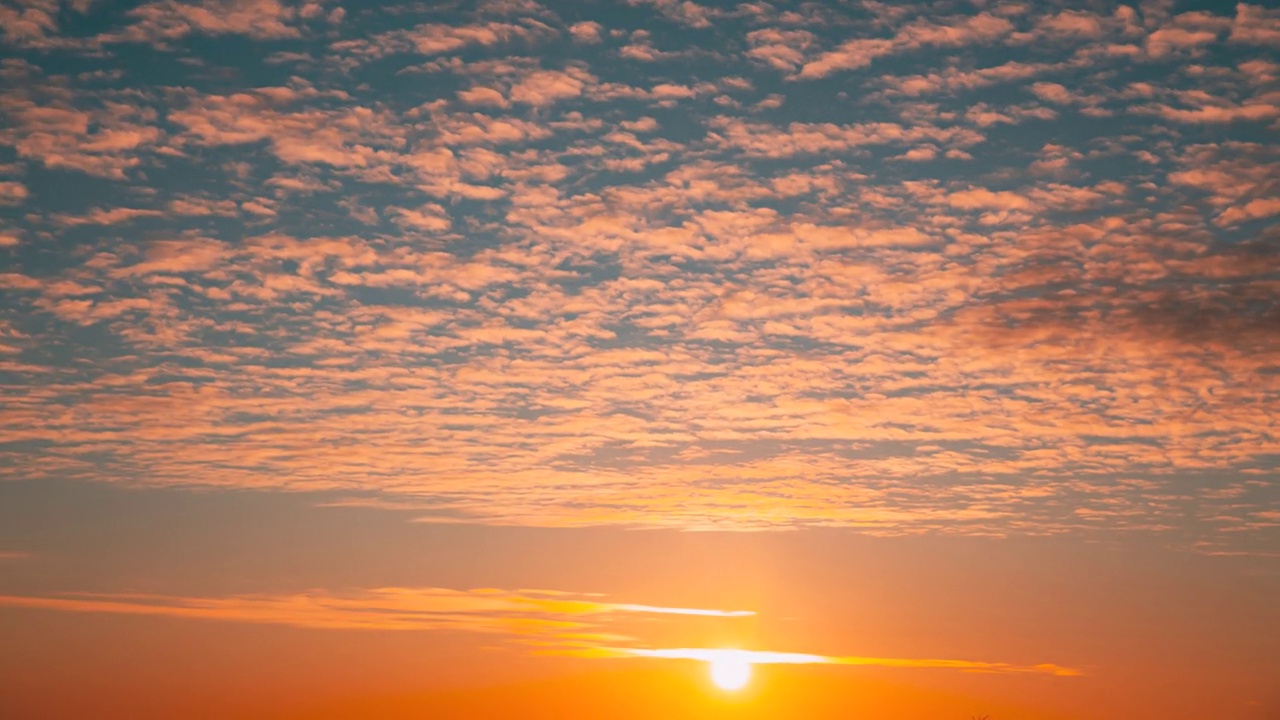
[709,651,752,691]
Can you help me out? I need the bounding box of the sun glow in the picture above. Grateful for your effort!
[709,652,751,691]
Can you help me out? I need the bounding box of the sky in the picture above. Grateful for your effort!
[0,0,1278,717]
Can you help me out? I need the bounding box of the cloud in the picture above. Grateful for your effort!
[391,204,453,232]
[0,90,162,179]
[796,38,895,79]
[946,187,1037,212]
[0,586,755,659]
[567,647,1082,677]
[332,20,556,63]
[706,117,983,158]
[113,0,304,44]
[0,0,65,45]
[1168,142,1279,225]
[0,587,750,630]
[0,584,1079,680]
[746,29,815,72]
[167,90,402,167]
[53,207,166,226]
[625,0,717,28]
[1030,82,1074,105]
[1033,10,1106,39]
[0,180,28,204]
[402,21,541,55]
[457,86,510,107]
[881,61,1062,98]
[1142,102,1279,124]
[1216,197,1280,226]
[797,13,1013,79]
[1230,3,1280,45]
[1146,26,1217,56]
[508,67,592,106]
[567,20,602,43]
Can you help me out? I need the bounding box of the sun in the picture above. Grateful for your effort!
[709,653,751,691]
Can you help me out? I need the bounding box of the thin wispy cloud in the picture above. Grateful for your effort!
[0,587,1077,679]
[585,647,1081,677]
[0,587,751,636]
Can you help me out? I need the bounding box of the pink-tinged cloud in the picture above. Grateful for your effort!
[0,180,28,204]
[54,207,166,226]
[568,21,603,44]
[1216,198,1280,226]
[458,86,510,108]
[0,92,162,178]
[117,0,303,43]
[0,1,58,43]
[1230,3,1280,45]
[509,68,592,106]
[405,22,538,55]
[1146,26,1220,57]
[1144,102,1279,123]
[944,187,1037,212]
[1034,10,1106,39]
[746,29,814,72]
[626,0,715,29]
[797,38,895,79]
[798,13,1013,79]
[333,21,551,61]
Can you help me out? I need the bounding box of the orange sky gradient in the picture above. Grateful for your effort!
[1,0,1278,718]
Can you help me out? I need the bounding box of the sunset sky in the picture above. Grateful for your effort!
[1,0,1278,717]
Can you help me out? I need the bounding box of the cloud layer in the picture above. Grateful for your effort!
[0,0,1276,550]
[0,586,1077,677]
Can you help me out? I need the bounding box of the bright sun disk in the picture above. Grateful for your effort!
[709,653,751,691]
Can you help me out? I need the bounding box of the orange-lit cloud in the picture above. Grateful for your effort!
[0,587,751,637]
[555,647,1081,677]
[0,588,1079,680]
[0,0,1275,557]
